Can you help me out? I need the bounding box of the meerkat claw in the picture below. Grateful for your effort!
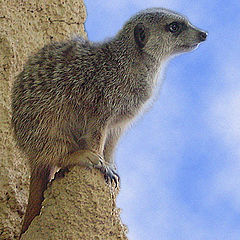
[101,166,120,187]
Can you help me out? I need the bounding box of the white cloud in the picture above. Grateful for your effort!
[206,89,240,212]
[204,34,240,213]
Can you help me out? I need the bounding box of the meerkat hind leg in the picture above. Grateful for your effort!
[64,150,119,186]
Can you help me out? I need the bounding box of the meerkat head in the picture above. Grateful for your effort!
[119,8,207,60]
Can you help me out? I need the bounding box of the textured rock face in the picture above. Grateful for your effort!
[0,1,127,239]
[21,167,128,240]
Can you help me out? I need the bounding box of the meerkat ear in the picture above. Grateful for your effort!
[134,23,149,49]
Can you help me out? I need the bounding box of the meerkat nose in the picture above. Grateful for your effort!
[199,31,208,42]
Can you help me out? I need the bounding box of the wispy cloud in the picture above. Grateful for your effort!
[206,54,240,213]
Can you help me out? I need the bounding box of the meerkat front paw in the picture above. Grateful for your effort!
[86,153,120,187]
[65,150,120,187]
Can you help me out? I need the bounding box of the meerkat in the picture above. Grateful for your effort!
[11,8,207,236]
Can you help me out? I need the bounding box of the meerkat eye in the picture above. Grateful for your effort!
[168,22,180,33]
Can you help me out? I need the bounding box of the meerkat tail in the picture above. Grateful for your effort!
[20,166,53,238]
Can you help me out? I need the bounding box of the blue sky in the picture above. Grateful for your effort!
[84,1,240,239]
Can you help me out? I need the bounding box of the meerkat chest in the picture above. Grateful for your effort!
[109,74,158,127]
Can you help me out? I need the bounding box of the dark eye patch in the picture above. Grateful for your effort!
[166,21,186,35]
